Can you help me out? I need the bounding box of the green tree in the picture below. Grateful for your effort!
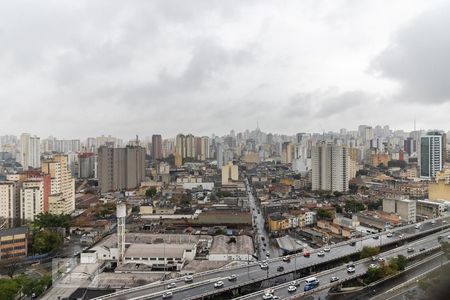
[349,183,358,194]
[360,246,380,259]
[333,191,343,197]
[368,199,383,211]
[145,188,157,198]
[316,208,333,220]
[32,213,70,231]
[344,200,365,213]
[365,267,384,284]
[0,278,19,300]
[0,257,22,278]
[395,255,408,271]
[33,231,63,254]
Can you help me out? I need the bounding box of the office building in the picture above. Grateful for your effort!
[151,135,163,160]
[420,132,444,179]
[0,227,28,261]
[20,133,41,169]
[382,198,416,223]
[97,146,146,193]
[311,143,349,192]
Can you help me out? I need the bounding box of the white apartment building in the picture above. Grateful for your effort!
[20,133,41,169]
[0,182,20,220]
[20,179,45,221]
[312,142,349,192]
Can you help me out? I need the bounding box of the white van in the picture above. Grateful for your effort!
[305,277,319,285]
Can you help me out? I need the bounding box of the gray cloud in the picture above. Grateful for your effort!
[371,2,450,104]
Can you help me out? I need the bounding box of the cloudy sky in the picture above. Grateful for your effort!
[0,0,449,139]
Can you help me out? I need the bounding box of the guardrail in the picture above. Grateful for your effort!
[92,218,450,300]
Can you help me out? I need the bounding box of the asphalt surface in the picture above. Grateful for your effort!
[246,180,282,260]
[92,216,450,300]
[235,229,450,300]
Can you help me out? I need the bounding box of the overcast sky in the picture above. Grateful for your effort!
[1,0,449,139]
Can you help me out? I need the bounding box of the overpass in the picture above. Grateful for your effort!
[92,216,450,300]
[235,228,448,300]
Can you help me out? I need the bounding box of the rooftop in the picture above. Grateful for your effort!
[125,243,196,258]
[209,235,253,254]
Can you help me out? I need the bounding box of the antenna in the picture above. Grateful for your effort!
[414,117,416,132]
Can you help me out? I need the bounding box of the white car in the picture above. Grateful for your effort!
[214,281,224,288]
[228,274,238,281]
[431,220,436,224]
[369,264,378,269]
[330,276,339,282]
[265,289,274,294]
[262,294,273,300]
[166,282,176,289]
[260,263,269,270]
[317,251,325,257]
[287,285,297,292]
[387,232,393,237]
[291,280,301,286]
[371,256,378,261]
[347,266,356,273]
[323,247,331,252]
[184,275,193,283]
[162,292,173,299]
[399,234,405,238]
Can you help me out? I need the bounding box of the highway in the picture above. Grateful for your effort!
[93,216,450,300]
[234,228,450,300]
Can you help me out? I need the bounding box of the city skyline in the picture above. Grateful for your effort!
[1,0,450,137]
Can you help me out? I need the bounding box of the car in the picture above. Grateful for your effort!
[166,282,176,289]
[291,280,301,286]
[407,247,414,253]
[369,264,378,269]
[227,274,237,281]
[330,276,339,282]
[347,266,356,273]
[260,263,269,270]
[419,248,426,252]
[317,250,325,257]
[431,220,436,225]
[266,251,270,256]
[277,266,284,272]
[443,220,447,223]
[378,257,385,263]
[264,289,274,294]
[303,251,310,257]
[287,285,297,292]
[323,247,331,252]
[184,275,193,283]
[371,256,378,261]
[415,223,421,229]
[214,281,224,288]
[373,235,379,239]
[387,232,393,237]
[262,294,273,300]
[349,241,356,246]
[162,292,173,299]
[282,256,291,262]
[399,234,405,238]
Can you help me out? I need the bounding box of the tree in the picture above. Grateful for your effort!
[0,278,19,300]
[145,188,157,198]
[33,230,63,254]
[333,191,343,197]
[395,255,408,271]
[0,257,23,278]
[360,246,380,259]
[316,208,333,220]
[368,199,383,211]
[32,213,70,232]
[349,183,358,194]
[356,169,369,177]
[332,204,343,214]
[388,160,407,169]
[365,266,384,283]
[344,200,365,213]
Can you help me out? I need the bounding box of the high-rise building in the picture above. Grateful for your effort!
[20,133,41,169]
[97,146,146,193]
[176,134,186,159]
[200,136,210,160]
[420,132,444,179]
[0,181,20,221]
[20,179,45,221]
[41,155,75,215]
[311,143,349,192]
[404,137,417,156]
[221,161,239,185]
[151,135,163,160]
[78,152,96,178]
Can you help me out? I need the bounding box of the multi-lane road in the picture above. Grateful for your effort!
[93,216,450,300]
[235,228,449,300]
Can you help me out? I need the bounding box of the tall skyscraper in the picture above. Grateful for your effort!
[97,146,146,193]
[420,132,444,179]
[151,134,163,160]
[20,133,41,169]
[312,142,349,192]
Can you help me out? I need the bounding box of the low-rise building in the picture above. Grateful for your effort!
[208,235,254,261]
[416,200,446,219]
[383,198,416,223]
[0,227,28,261]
